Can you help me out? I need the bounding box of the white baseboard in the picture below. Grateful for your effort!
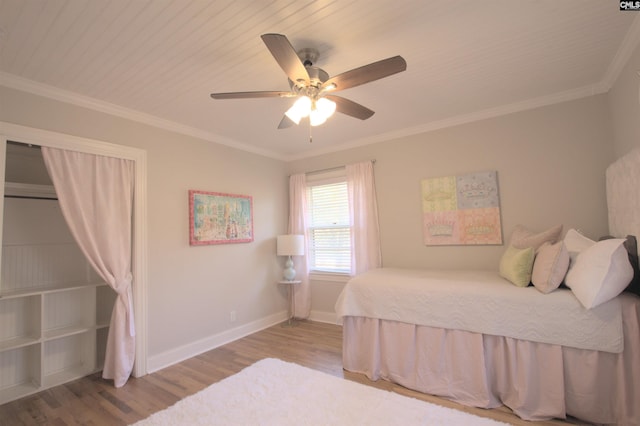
[146,311,287,373]
[308,310,338,324]
[146,310,340,374]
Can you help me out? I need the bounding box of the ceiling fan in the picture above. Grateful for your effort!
[210,34,407,129]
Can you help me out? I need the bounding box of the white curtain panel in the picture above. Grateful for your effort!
[41,147,135,388]
[346,161,382,275]
[288,173,311,318]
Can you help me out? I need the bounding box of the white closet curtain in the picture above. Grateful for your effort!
[288,173,311,318]
[346,161,382,275]
[41,147,135,388]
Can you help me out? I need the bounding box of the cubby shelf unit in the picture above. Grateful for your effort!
[0,181,116,404]
[0,282,115,404]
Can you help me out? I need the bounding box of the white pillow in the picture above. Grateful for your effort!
[565,238,633,309]
[563,228,595,267]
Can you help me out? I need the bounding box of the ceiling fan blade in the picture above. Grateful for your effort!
[277,115,296,129]
[325,95,375,120]
[210,91,292,100]
[321,56,407,92]
[261,33,310,86]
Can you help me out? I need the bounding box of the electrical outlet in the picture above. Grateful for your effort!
[230,310,237,323]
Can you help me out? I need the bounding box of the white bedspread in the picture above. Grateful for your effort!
[335,268,624,353]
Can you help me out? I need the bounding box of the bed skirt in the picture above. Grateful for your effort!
[341,296,639,425]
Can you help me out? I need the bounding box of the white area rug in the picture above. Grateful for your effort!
[133,358,508,425]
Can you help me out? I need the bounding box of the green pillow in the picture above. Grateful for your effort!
[499,245,535,287]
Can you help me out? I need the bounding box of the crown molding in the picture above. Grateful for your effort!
[284,84,601,161]
[0,71,612,163]
[598,13,640,93]
[0,72,285,161]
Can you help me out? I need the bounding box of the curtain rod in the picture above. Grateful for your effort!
[297,159,376,177]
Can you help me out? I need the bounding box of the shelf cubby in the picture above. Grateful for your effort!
[43,287,96,340]
[42,332,97,389]
[0,344,41,404]
[0,295,41,352]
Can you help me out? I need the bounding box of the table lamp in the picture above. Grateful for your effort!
[277,234,305,281]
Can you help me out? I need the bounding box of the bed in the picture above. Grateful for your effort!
[335,149,640,425]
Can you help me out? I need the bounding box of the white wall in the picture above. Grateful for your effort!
[608,41,640,159]
[0,72,627,359]
[0,86,289,368]
[289,95,615,315]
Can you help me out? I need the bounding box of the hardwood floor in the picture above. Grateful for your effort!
[0,321,586,425]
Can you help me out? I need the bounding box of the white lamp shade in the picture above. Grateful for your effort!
[284,96,311,124]
[277,234,305,256]
[309,108,328,126]
[310,98,336,126]
[316,97,336,117]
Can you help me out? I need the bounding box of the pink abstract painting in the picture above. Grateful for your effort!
[422,171,502,245]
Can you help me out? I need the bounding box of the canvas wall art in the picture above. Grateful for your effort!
[189,190,253,245]
[421,171,502,245]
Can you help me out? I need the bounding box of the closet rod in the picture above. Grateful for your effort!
[4,195,58,201]
[7,140,41,149]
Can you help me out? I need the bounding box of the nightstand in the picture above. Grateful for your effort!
[278,280,301,327]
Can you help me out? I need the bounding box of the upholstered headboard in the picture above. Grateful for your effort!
[606,147,640,295]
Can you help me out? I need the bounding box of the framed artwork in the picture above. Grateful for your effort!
[189,190,253,245]
[421,170,502,245]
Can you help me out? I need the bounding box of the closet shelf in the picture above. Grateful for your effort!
[0,336,39,352]
[0,282,108,299]
[4,182,56,199]
[96,321,110,329]
[43,324,95,341]
[0,383,40,406]
[43,365,98,389]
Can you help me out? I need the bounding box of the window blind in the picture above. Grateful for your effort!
[307,181,351,273]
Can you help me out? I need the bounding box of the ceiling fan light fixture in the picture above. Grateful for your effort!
[316,97,336,118]
[285,96,312,124]
[309,98,335,126]
[309,108,328,126]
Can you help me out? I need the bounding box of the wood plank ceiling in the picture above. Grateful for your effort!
[0,0,638,159]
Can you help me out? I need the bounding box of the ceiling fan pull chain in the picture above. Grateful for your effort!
[309,121,313,143]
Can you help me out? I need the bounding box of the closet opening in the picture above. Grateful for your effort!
[0,125,148,404]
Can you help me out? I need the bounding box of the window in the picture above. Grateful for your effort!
[306,172,351,274]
